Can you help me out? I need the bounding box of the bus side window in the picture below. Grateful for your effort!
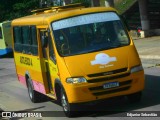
[0,27,2,39]
[22,26,30,53]
[13,26,38,56]
[30,26,38,55]
[13,26,23,52]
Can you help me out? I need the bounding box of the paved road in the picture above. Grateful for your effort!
[134,36,160,68]
[0,36,160,119]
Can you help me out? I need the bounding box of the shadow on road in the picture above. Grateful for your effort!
[0,52,13,58]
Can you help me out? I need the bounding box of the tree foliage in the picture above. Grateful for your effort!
[0,0,39,22]
[0,0,91,22]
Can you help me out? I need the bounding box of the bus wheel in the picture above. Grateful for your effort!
[127,92,142,103]
[61,88,75,117]
[27,79,41,103]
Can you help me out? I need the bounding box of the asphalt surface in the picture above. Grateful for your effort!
[134,36,160,68]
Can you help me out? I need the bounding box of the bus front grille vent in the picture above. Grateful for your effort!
[87,72,130,83]
[87,68,128,78]
[89,80,132,96]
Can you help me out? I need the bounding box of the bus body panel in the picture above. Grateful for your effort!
[14,52,47,94]
[55,45,144,103]
[63,45,140,77]
[12,6,145,105]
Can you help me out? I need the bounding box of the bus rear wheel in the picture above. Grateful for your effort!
[27,79,42,103]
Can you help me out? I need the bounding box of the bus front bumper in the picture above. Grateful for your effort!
[65,71,145,104]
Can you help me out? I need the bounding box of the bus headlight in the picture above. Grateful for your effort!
[131,65,143,73]
[66,77,87,84]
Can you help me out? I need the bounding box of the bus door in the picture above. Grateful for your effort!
[47,30,59,95]
[39,28,58,96]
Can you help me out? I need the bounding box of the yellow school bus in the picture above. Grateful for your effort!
[12,3,145,117]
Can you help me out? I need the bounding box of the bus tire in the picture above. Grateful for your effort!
[127,91,142,103]
[61,88,76,117]
[27,79,41,103]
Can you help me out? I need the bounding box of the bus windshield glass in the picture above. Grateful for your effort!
[52,12,130,57]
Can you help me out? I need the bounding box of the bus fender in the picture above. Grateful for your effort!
[54,78,63,89]
[25,71,32,87]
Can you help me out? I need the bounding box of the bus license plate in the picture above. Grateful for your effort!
[103,82,119,89]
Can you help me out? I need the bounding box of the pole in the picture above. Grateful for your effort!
[138,0,150,30]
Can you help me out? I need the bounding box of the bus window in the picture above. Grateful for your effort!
[13,26,23,52]
[30,26,38,55]
[13,26,38,55]
[22,26,30,44]
[53,17,130,56]
[22,26,30,53]
[14,27,22,44]
[31,26,37,45]
[112,21,128,44]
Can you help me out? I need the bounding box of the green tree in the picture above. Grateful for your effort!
[0,0,39,22]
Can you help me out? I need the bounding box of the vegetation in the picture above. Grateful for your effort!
[115,0,137,14]
[0,0,137,22]
[0,0,91,22]
[0,0,39,22]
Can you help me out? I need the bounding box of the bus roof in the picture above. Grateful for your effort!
[12,6,117,26]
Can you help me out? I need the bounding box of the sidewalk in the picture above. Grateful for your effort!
[133,36,160,68]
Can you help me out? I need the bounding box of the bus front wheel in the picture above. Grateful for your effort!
[61,88,76,117]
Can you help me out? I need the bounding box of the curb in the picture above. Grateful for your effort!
[139,55,160,60]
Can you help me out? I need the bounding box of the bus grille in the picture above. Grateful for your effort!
[89,80,132,96]
[87,72,130,83]
[87,68,127,77]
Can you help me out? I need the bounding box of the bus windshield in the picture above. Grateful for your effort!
[52,12,130,57]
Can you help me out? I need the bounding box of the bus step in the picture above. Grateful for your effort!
[46,93,56,99]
